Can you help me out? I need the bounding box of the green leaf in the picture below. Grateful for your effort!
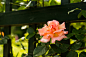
[0,39,7,44]
[21,53,26,57]
[66,51,78,57]
[33,45,49,56]
[12,26,26,38]
[50,0,59,6]
[26,55,32,57]
[70,42,82,50]
[54,55,59,57]
[71,23,82,30]
[44,2,50,6]
[75,34,84,40]
[79,52,86,57]
[26,33,35,39]
[65,33,74,40]
[26,27,35,39]
[51,44,61,54]
[27,27,35,34]
[60,44,69,53]
[72,29,80,34]
[32,0,37,1]
[78,11,82,18]
[82,10,86,18]
[81,29,86,33]
[47,49,55,56]
[16,52,19,57]
[1,36,9,39]
[18,6,25,10]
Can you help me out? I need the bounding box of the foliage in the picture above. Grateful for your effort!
[70,0,82,3]
[32,9,86,57]
[0,0,86,57]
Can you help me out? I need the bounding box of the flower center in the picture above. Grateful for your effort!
[54,33,58,37]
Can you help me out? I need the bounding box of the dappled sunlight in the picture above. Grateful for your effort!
[12,38,28,57]
[0,45,3,57]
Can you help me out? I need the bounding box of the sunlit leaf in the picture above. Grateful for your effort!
[18,6,26,10]
[70,0,81,3]
[44,2,50,6]
[32,0,37,1]
[16,52,19,57]
[78,11,82,18]
[50,0,58,6]
[20,43,25,50]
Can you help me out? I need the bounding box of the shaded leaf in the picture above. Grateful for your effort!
[0,38,7,44]
[26,55,32,57]
[54,55,59,57]
[27,27,35,34]
[71,42,82,50]
[75,34,84,40]
[47,49,55,56]
[26,33,35,39]
[65,33,74,40]
[60,44,69,53]
[26,27,35,39]
[72,29,80,34]
[79,52,86,57]
[51,44,61,54]
[33,45,49,56]
[21,53,26,57]
[66,51,78,57]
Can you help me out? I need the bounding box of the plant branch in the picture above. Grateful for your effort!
[78,47,86,50]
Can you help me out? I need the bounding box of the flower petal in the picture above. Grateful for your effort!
[38,29,45,36]
[51,35,67,43]
[56,35,67,41]
[40,37,50,43]
[64,31,68,34]
[47,20,59,27]
[59,22,66,30]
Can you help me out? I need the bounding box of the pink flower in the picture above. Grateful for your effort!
[38,20,68,43]
[15,35,19,40]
